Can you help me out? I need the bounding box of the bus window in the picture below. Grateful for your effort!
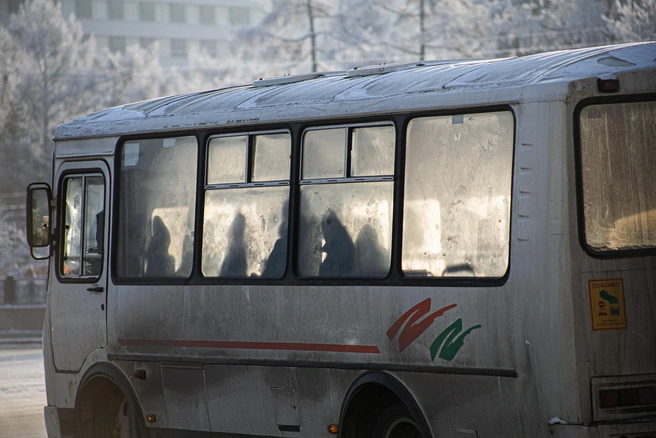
[202,131,291,278]
[297,124,394,278]
[579,100,656,253]
[61,175,105,278]
[402,111,513,278]
[116,136,198,278]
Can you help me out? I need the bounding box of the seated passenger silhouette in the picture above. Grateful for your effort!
[262,202,288,278]
[145,216,175,276]
[354,224,388,277]
[220,213,248,277]
[319,210,354,277]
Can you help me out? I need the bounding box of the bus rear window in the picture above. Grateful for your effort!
[579,101,656,253]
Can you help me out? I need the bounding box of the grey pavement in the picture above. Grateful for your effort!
[0,347,47,438]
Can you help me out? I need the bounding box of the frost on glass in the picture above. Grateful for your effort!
[302,128,345,179]
[117,136,197,278]
[202,187,289,278]
[207,135,247,184]
[62,176,105,277]
[580,101,656,251]
[82,177,104,276]
[402,112,513,278]
[351,126,395,176]
[252,133,291,182]
[62,177,82,277]
[297,182,393,277]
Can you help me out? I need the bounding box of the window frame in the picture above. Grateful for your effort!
[112,132,200,285]
[299,122,396,186]
[201,129,292,279]
[296,122,396,279]
[56,170,107,284]
[574,93,656,259]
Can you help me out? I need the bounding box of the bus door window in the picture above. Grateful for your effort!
[202,131,291,278]
[116,136,198,278]
[297,124,395,278]
[61,175,105,278]
[402,111,514,278]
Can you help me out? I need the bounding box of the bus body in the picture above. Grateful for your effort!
[26,42,656,438]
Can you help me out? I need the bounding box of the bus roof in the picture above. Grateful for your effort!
[55,42,655,140]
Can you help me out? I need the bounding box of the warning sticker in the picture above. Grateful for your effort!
[589,278,626,330]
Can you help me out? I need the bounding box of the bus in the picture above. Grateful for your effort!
[26,42,656,438]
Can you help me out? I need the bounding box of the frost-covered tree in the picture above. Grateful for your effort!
[603,0,656,42]
[239,0,334,74]
[9,0,98,157]
[495,0,654,56]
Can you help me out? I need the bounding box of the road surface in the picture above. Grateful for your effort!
[0,347,47,438]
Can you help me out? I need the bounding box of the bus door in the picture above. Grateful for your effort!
[51,161,109,372]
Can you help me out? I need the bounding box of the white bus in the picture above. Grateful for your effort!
[27,42,656,438]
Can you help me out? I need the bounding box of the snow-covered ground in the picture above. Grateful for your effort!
[0,347,46,438]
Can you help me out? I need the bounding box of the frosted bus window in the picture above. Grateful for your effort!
[402,112,513,278]
[61,175,105,278]
[297,183,393,277]
[117,136,198,278]
[297,123,395,278]
[202,187,288,278]
[302,128,345,179]
[202,130,291,278]
[207,135,247,184]
[351,126,395,177]
[579,101,656,252]
[252,133,291,182]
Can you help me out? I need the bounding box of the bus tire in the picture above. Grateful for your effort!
[371,403,423,438]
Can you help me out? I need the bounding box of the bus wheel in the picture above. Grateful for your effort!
[371,404,423,438]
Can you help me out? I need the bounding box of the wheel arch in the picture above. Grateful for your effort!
[339,371,432,438]
[75,361,146,437]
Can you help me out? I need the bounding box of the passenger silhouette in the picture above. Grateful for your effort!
[220,213,248,277]
[145,216,175,276]
[319,210,354,277]
[354,224,389,277]
[262,203,288,278]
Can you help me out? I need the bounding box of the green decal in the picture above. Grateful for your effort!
[429,319,482,362]
[599,290,619,304]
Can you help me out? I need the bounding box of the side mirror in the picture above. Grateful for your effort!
[26,183,52,259]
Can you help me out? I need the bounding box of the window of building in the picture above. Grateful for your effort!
[202,132,291,279]
[200,40,217,57]
[228,6,249,26]
[155,2,168,22]
[297,124,395,278]
[75,0,92,18]
[170,39,187,58]
[578,100,656,253]
[139,1,154,21]
[109,36,126,53]
[117,137,198,278]
[140,37,156,49]
[108,0,124,19]
[170,3,184,23]
[402,111,514,278]
[124,1,138,20]
[91,0,108,19]
[199,4,215,25]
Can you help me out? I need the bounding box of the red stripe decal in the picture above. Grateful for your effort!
[118,338,380,354]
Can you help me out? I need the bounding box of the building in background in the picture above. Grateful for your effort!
[1,0,263,68]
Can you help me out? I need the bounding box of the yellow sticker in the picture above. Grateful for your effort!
[589,278,626,330]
